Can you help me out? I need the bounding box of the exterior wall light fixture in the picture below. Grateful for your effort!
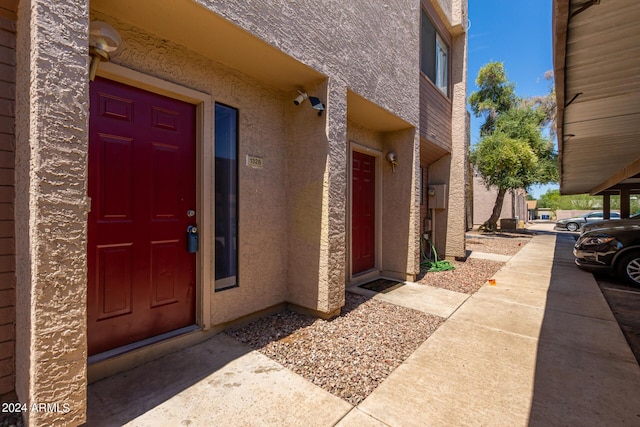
[386,151,398,173]
[89,21,122,81]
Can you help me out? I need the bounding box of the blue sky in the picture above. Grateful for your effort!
[467,0,557,199]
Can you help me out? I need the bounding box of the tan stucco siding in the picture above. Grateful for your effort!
[444,30,468,259]
[420,1,468,260]
[195,0,421,128]
[15,0,89,425]
[473,176,528,225]
[382,128,421,279]
[99,18,293,325]
[93,0,424,318]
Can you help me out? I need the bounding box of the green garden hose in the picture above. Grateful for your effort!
[420,237,455,272]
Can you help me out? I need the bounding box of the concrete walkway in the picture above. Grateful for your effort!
[86,229,640,426]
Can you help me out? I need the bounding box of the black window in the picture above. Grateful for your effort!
[215,103,238,290]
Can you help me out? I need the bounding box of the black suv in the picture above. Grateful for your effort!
[574,224,640,286]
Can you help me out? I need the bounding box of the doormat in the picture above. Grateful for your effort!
[358,278,404,293]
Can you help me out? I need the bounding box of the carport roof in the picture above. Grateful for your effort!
[553,0,640,195]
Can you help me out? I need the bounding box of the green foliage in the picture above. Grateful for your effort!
[470,104,558,192]
[536,189,640,213]
[468,62,517,136]
[537,189,561,209]
[469,62,558,230]
[522,70,557,139]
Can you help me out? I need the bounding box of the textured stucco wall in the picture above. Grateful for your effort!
[11,0,456,424]
[196,0,420,128]
[444,27,468,259]
[422,0,468,260]
[382,128,420,278]
[93,0,422,318]
[15,0,89,425]
[94,14,292,326]
[285,78,337,313]
[194,0,421,313]
[473,176,528,225]
[427,156,450,258]
[318,78,347,314]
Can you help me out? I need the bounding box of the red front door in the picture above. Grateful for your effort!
[88,77,196,356]
[352,151,376,274]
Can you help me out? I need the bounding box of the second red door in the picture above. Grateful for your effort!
[352,151,376,274]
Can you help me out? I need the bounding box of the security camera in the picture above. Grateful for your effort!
[293,91,308,105]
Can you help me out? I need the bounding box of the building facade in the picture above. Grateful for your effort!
[0,1,467,425]
[472,175,528,228]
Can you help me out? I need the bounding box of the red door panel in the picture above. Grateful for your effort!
[352,151,376,274]
[88,77,196,356]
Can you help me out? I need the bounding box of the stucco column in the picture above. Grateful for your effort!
[321,78,347,314]
[15,1,89,425]
[445,28,468,259]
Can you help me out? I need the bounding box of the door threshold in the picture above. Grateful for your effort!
[87,325,200,365]
[88,325,201,365]
[349,269,380,287]
[87,325,213,384]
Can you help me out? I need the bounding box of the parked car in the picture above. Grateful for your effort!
[574,224,640,286]
[556,211,620,232]
[581,212,640,233]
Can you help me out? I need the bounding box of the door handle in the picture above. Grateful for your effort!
[187,225,199,253]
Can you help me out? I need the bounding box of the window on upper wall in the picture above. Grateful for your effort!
[421,9,449,96]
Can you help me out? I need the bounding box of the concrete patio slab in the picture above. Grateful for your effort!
[336,408,388,427]
[353,232,640,426]
[528,340,640,426]
[348,282,469,318]
[86,227,640,426]
[354,319,538,427]
[536,308,636,362]
[468,250,512,262]
[475,281,551,307]
[451,293,545,338]
[86,334,352,427]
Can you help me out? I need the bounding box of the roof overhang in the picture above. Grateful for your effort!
[91,0,325,93]
[553,0,640,195]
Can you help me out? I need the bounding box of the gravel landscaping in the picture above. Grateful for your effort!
[227,293,443,405]
[417,233,531,294]
[465,234,531,256]
[228,233,532,405]
[416,257,506,294]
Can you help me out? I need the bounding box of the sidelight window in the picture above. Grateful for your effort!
[214,103,238,291]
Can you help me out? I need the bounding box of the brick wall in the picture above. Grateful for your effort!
[0,0,15,400]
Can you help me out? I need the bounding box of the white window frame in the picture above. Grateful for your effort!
[435,33,449,95]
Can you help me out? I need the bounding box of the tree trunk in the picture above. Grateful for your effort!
[483,188,507,231]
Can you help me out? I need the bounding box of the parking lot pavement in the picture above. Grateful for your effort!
[594,273,640,364]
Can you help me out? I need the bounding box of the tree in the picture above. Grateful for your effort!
[468,61,517,136]
[470,62,558,231]
[537,189,561,210]
[523,70,557,139]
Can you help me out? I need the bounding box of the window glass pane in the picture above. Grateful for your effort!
[420,10,436,81]
[435,34,448,95]
[421,10,449,97]
[215,103,238,290]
